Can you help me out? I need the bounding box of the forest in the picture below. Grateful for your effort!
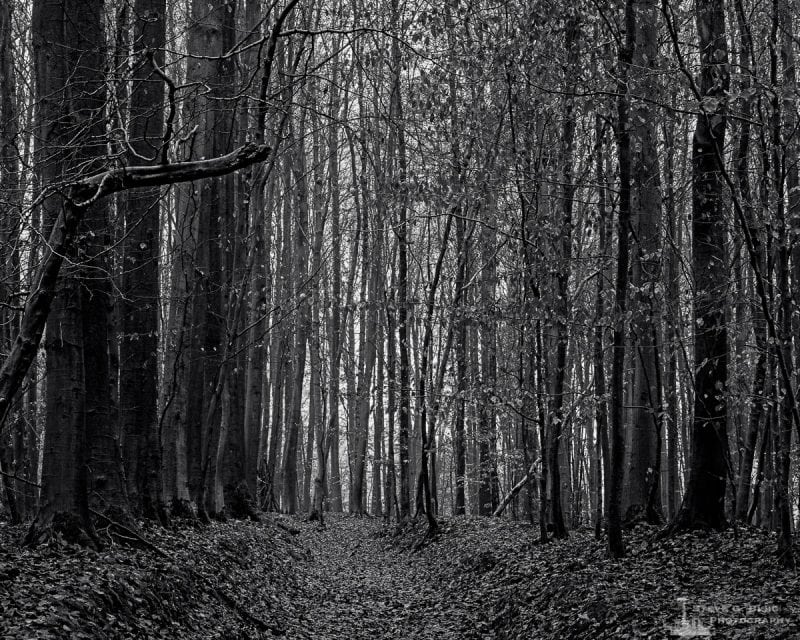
[2,0,800,637]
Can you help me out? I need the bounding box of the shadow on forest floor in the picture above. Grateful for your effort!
[1,513,799,638]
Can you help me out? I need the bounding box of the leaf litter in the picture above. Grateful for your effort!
[2,514,800,638]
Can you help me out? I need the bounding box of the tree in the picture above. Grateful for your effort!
[668,0,730,531]
[544,12,581,541]
[119,0,167,523]
[623,0,664,526]
[0,0,294,541]
[607,0,635,558]
[27,0,127,545]
[391,0,412,521]
[0,0,23,523]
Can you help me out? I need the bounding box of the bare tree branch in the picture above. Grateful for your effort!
[0,142,271,430]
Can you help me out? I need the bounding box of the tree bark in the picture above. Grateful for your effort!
[119,0,166,523]
[607,0,635,558]
[624,0,664,525]
[669,0,730,532]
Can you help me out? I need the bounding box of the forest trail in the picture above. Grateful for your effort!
[4,514,800,639]
[289,515,470,639]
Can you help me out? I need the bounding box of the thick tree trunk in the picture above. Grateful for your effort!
[28,0,129,544]
[119,0,166,523]
[624,0,664,525]
[670,0,730,532]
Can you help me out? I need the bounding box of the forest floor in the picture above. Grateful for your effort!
[2,512,800,639]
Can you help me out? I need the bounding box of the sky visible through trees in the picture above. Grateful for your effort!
[2,0,800,636]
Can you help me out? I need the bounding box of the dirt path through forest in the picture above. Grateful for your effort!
[288,515,470,639]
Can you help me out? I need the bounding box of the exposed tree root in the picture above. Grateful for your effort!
[24,510,100,549]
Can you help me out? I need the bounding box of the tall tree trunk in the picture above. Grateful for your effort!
[624,0,664,525]
[391,0,411,521]
[176,0,238,513]
[265,147,294,510]
[592,115,611,536]
[731,0,767,526]
[453,213,469,517]
[326,73,344,513]
[281,114,311,515]
[119,0,166,523]
[546,14,580,540]
[0,0,23,522]
[669,0,730,532]
[385,266,399,521]
[478,209,499,516]
[663,112,682,520]
[29,0,129,544]
[607,0,635,558]
[771,0,794,567]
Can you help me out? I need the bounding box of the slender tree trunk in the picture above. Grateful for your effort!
[351,201,379,515]
[385,265,399,521]
[0,0,23,522]
[372,315,385,517]
[660,99,683,519]
[771,0,794,567]
[326,75,344,512]
[607,0,635,558]
[391,0,411,521]
[545,15,580,541]
[478,209,499,516]
[592,115,610,537]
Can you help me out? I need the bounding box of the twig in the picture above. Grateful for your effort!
[0,469,41,487]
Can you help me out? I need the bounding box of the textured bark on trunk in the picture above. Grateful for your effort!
[623,0,664,525]
[28,0,128,544]
[670,0,730,532]
[771,0,795,568]
[0,0,25,522]
[478,210,499,517]
[453,214,468,516]
[662,110,681,520]
[608,0,635,558]
[391,0,411,521]
[119,0,166,523]
[282,117,310,515]
[546,14,580,540]
[325,75,344,513]
[592,114,610,536]
[183,0,237,513]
